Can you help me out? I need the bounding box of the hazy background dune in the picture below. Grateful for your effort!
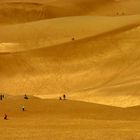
[1,0,140,24]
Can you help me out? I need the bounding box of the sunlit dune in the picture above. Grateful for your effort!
[0,14,140,107]
[0,15,140,53]
[0,0,140,139]
[1,97,140,139]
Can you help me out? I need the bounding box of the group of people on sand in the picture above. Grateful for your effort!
[22,94,29,111]
[59,94,66,100]
[3,94,67,120]
[3,94,28,120]
[0,94,4,100]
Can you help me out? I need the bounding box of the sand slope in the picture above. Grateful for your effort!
[1,1,140,140]
[0,0,140,24]
[0,15,140,52]
[0,1,140,107]
[0,15,140,107]
[1,98,140,140]
[1,96,140,120]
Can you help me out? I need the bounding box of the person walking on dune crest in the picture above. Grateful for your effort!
[63,94,66,100]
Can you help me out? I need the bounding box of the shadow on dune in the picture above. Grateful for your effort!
[1,0,140,24]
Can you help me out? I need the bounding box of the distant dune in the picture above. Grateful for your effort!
[0,0,140,24]
[0,2,64,24]
[0,0,140,107]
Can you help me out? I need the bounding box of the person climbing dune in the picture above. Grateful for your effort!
[24,94,28,100]
[59,96,62,100]
[0,95,2,100]
[22,106,25,111]
[4,114,7,120]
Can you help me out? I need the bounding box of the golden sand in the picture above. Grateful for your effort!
[1,96,140,140]
[0,0,140,139]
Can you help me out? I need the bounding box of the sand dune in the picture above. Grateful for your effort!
[0,1,140,107]
[1,1,140,140]
[0,15,140,53]
[0,0,140,24]
[1,97,140,140]
[1,96,140,120]
[0,2,71,24]
[1,97,123,119]
[0,15,140,107]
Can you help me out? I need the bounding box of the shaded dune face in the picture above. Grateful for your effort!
[0,16,139,53]
[1,0,140,24]
[0,3,64,24]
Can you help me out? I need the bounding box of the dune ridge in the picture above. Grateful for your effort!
[0,14,140,107]
[1,1,140,140]
[1,0,140,24]
[0,0,140,107]
[0,15,140,53]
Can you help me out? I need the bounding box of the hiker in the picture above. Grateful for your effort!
[4,114,7,120]
[22,106,25,111]
[24,94,28,100]
[0,95,2,100]
[72,37,75,41]
[63,94,66,100]
[59,96,62,100]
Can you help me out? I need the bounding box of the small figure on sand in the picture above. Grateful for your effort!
[24,94,28,100]
[0,95,2,100]
[4,114,7,120]
[22,106,25,111]
[59,96,62,100]
[122,12,125,15]
[72,37,75,41]
[0,94,4,100]
[63,94,66,100]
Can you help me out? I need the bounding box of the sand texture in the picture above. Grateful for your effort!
[0,0,140,139]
